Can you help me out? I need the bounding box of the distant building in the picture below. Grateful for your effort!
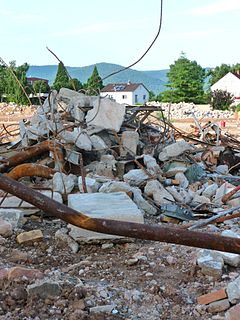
[211,72,240,104]
[100,81,149,105]
[26,77,49,86]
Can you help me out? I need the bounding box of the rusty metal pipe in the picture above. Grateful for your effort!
[1,174,240,254]
[0,140,64,173]
[222,185,240,203]
[6,164,55,180]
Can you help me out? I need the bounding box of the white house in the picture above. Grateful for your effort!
[100,82,149,105]
[211,72,240,103]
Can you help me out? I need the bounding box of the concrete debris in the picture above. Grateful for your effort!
[68,192,144,241]
[158,140,195,161]
[2,90,240,234]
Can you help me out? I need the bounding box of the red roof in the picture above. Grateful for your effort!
[101,82,148,93]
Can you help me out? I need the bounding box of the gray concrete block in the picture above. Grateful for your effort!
[68,192,144,241]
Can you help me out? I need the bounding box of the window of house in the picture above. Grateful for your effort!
[135,95,138,103]
[143,95,146,100]
[122,95,127,99]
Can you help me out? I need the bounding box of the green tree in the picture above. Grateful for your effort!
[207,64,231,86]
[210,89,234,110]
[0,63,7,101]
[85,66,103,95]
[4,61,30,104]
[161,53,206,104]
[33,80,50,93]
[52,62,70,91]
[69,78,82,91]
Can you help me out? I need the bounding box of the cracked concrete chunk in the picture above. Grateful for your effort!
[86,97,125,133]
[158,140,194,161]
[120,131,139,156]
[68,192,144,241]
[123,169,149,187]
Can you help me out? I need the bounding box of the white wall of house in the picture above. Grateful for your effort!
[133,84,149,104]
[100,84,149,105]
[100,91,133,105]
[211,72,240,98]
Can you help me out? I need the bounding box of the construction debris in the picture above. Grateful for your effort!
[1,90,240,319]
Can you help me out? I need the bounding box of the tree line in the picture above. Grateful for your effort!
[0,61,103,105]
[0,54,239,109]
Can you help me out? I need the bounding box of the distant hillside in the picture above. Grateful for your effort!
[27,62,168,94]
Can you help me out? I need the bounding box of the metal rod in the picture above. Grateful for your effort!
[1,174,240,253]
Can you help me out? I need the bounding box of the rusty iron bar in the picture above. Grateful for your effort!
[0,140,64,173]
[222,185,240,203]
[6,164,55,180]
[1,174,240,253]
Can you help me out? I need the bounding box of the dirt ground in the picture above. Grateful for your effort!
[1,211,239,320]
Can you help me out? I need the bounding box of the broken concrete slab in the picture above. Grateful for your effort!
[0,191,62,208]
[78,176,100,193]
[123,169,150,187]
[120,131,139,156]
[53,172,76,195]
[143,154,162,175]
[90,135,108,150]
[227,275,240,304]
[158,140,194,161]
[68,192,144,241]
[98,181,157,215]
[86,97,125,133]
[144,180,175,205]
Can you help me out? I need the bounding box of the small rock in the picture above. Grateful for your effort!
[125,258,138,266]
[227,275,240,304]
[123,169,149,187]
[202,183,218,198]
[53,172,76,195]
[207,299,230,313]
[175,172,189,189]
[101,243,114,249]
[89,304,115,314]
[197,249,224,279]
[158,140,194,161]
[9,249,28,262]
[16,229,43,244]
[8,266,44,281]
[0,219,13,237]
[215,165,229,175]
[0,209,24,228]
[0,235,6,244]
[225,303,240,320]
[78,176,100,193]
[55,229,79,253]
[27,280,61,298]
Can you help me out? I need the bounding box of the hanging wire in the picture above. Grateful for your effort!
[101,0,164,81]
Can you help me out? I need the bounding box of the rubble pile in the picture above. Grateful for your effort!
[1,87,240,235]
[1,88,240,319]
[147,101,235,119]
[0,102,34,117]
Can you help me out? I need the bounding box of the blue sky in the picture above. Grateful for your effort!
[0,0,239,70]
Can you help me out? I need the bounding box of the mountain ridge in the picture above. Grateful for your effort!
[27,62,169,94]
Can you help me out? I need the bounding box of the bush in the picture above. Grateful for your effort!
[209,89,234,110]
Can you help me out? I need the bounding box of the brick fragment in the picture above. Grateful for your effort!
[8,266,44,281]
[16,229,43,244]
[197,288,227,305]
